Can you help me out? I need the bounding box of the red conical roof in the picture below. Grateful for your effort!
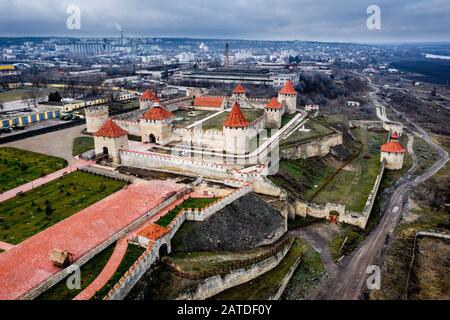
[279,80,297,95]
[141,90,159,101]
[224,102,250,128]
[94,119,128,138]
[390,132,400,140]
[266,97,282,109]
[233,83,246,94]
[142,106,173,121]
[381,141,406,153]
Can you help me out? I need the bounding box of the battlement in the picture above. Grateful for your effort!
[85,105,109,115]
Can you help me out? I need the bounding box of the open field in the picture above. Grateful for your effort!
[4,124,86,164]
[281,118,335,147]
[72,137,94,156]
[171,109,216,128]
[202,109,264,130]
[155,197,218,227]
[313,129,386,212]
[213,239,304,300]
[408,237,450,299]
[92,244,145,300]
[0,171,126,244]
[36,242,117,300]
[269,158,335,201]
[0,88,49,103]
[0,147,67,193]
[413,136,441,175]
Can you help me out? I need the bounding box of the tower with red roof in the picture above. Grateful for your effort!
[232,83,247,100]
[139,89,160,110]
[139,101,174,145]
[380,133,406,170]
[265,97,285,129]
[94,119,129,163]
[278,80,298,114]
[223,101,251,155]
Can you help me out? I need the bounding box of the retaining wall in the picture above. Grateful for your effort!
[175,240,293,300]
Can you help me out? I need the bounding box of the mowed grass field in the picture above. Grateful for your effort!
[0,171,126,244]
[72,137,94,156]
[0,147,67,193]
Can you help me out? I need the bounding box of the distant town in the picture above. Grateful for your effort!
[0,33,449,304]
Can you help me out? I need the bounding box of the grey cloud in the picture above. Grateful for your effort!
[0,0,449,42]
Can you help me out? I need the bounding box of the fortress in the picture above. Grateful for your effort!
[85,81,405,204]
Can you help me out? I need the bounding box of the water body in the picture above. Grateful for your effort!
[391,60,450,85]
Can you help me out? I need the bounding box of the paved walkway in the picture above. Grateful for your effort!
[0,159,93,203]
[72,194,192,300]
[73,237,129,300]
[4,124,87,164]
[0,180,184,300]
[0,241,15,252]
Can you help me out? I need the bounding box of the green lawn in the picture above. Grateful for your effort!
[202,109,264,130]
[313,130,386,212]
[268,158,334,201]
[213,238,304,300]
[281,118,335,148]
[155,197,218,227]
[0,171,126,244]
[92,244,145,300]
[72,137,94,156]
[281,113,297,127]
[36,242,117,300]
[0,147,67,193]
[171,110,216,129]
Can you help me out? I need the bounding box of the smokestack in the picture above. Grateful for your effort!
[224,42,230,68]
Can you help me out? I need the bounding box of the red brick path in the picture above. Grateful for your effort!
[73,237,129,300]
[0,180,183,300]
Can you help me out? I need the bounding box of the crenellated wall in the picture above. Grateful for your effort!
[280,132,343,160]
[185,185,252,221]
[114,119,141,136]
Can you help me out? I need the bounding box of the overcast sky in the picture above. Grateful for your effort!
[1,0,449,43]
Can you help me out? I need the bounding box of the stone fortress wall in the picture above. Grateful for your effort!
[280,131,343,160]
[104,184,257,300]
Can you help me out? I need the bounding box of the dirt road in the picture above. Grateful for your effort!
[310,74,449,300]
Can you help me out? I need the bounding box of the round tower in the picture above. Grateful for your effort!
[278,80,298,114]
[380,134,406,170]
[223,101,250,155]
[85,105,109,134]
